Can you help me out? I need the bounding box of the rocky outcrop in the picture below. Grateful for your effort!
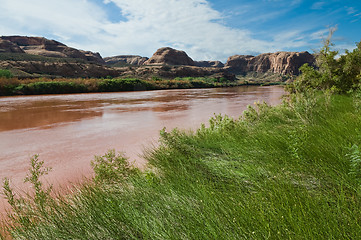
[144,47,313,76]
[144,47,195,66]
[0,60,123,78]
[0,39,25,53]
[120,65,235,81]
[104,55,149,66]
[225,51,315,75]
[80,51,105,64]
[0,36,104,64]
[194,61,224,68]
[1,36,316,79]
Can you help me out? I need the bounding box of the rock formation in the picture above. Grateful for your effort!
[0,36,104,64]
[0,36,316,79]
[144,47,195,66]
[0,39,25,53]
[0,60,123,78]
[80,51,105,64]
[194,61,224,68]
[104,55,149,66]
[119,65,235,81]
[225,51,315,75]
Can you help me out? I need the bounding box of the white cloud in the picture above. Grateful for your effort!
[346,6,361,23]
[0,0,107,37]
[0,0,325,62]
[98,0,276,60]
[262,0,301,5]
[310,29,329,40]
[347,7,356,15]
[311,1,326,10]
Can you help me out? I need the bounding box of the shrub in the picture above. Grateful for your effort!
[91,150,139,183]
[290,28,361,93]
[17,81,88,94]
[0,69,13,78]
[98,78,152,92]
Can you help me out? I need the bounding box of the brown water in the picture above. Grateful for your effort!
[0,86,285,189]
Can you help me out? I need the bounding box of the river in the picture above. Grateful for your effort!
[0,86,285,189]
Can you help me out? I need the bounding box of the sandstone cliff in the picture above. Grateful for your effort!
[104,55,149,66]
[0,36,316,79]
[144,47,195,66]
[120,65,235,81]
[0,36,104,64]
[194,61,224,68]
[0,39,25,53]
[0,60,123,78]
[225,51,315,75]
[80,51,106,65]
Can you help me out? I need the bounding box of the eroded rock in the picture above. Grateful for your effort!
[225,51,315,75]
[104,55,149,66]
[0,36,105,64]
[0,60,123,78]
[195,61,224,68]
[0,39,25,53]
[144,47,195,66]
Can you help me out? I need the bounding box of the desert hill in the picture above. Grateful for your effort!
[0,36,315,80]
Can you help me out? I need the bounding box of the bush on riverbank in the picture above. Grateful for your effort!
[0,76,243,96]
[289,30,361,93]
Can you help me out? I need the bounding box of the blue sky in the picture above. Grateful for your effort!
[0,0,360,62]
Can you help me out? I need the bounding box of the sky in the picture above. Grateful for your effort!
[0,0,360,62]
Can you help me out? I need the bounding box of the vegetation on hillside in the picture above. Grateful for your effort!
[1,35,361,239]
[0,69,12,79]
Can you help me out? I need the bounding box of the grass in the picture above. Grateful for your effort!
[1,88,361,239]
[0,77,245,96]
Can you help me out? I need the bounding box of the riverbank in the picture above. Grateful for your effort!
[2,88,361,238]
[0,76,284,96]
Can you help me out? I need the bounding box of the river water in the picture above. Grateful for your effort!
[0,86,285,188]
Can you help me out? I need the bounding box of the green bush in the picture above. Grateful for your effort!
[290,29,361,93]
[98,78,153,92]
[16,81,88,94]
[91,150,139,183]
[0,69,13,78]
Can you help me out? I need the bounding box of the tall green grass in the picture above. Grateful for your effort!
[2,89,361,239]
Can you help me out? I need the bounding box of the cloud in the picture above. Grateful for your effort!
[310,29,329,40]
[311,1,326,10]
[0,0,331,62]
[345,6,361,23]
[99,0,277,60]
[0,0,107,37]
[263,0,302,5]
[346,7,356,15]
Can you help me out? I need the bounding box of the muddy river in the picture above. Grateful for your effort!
[0,86,285,189]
